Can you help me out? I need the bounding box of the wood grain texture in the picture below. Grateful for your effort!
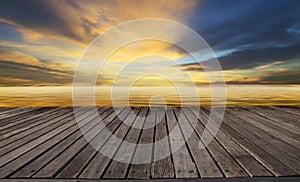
[0,106,297,180]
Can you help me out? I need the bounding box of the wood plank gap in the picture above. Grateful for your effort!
[201,107,297,176]
[78,107,135,179]
[9,107,111,178]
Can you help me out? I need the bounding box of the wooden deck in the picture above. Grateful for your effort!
[0,106,299,181]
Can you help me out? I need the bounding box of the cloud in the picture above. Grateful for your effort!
[189,0,300,51]
[254,61,284,70]
[216,44,300,71]
[177,44,300,84]
[0,60,74,86]
[0,0,299,86]
[0,0,201,86]
[0,48,77,73]
[287,23,300,37]
[0,49,41,66]
[0,0,198,44]
[179,44,300,71]
[0,0,86,43]
[259,70,300,84]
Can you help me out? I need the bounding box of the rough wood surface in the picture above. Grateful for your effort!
[0,106,298,180]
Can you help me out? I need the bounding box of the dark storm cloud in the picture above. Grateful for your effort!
[0,0,82,42]
[180,44,300,71]
[0,0,300,85]
[214,44,300,71]
[189,0,300,50]
[260,71,300,84]
[176,0,300,84]
[0,60,73,86]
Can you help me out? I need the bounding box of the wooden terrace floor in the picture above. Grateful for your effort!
[0,106,299,181]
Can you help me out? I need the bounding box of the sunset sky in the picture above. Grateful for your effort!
[0,0,300,87]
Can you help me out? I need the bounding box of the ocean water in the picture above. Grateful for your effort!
[0,85,299,107]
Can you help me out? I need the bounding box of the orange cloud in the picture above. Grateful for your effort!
[0,77,33,83]
[254,61,284,69]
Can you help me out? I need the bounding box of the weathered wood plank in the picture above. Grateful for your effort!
[54,107,122,178]
[103,107,148,179]
[0,107,45,124]
[0,108,56,131]
[202,107,298,176]
[244,106,300,130]
[0,107,16,114]
[0,109,75,156]
[0,108,27,119]
[176,108,223,178]
[189,107,272,177]
[32,107,113,178]
[190,107,249,178]
[128,107,157,179]
[0,108,63,136]
[0,106,298,180]
[166,108,198,178]
[227,108,300,160]
[271,106,300,117]
[10,107,111,178]
[0,108,42,122]
[224,108,300,175]
[228,108,300,151]
[0,112,79,167]
[78,107,136,179]
[0,109,71,148]
[152,107,175,179]
[180,108,223,178]
[0,107,92,178]
[1,176,300,182]
[240,107,300,140]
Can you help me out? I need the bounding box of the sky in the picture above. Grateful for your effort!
[0,0,300,87]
